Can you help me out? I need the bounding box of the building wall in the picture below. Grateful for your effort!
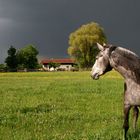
[42,64,73,71]
[58,64,72,71]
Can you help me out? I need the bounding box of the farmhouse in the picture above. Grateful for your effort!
[41,58,76,71]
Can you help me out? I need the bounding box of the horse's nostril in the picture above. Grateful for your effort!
[94,73,99,80]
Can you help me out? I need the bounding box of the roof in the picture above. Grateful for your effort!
[41,58,75,64]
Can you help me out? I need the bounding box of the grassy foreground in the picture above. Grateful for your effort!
[0,71,139,140]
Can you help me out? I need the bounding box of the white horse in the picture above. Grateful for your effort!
[91,43,140,139]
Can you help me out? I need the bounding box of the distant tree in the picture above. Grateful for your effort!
[0,64,7,72]
[5,46,18,71]
[17,45,39,69]
[68,22,107,69]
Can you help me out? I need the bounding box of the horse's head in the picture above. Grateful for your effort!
[91,43,114,80]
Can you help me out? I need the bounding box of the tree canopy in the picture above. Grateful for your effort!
[5,46,18,71]
[68,22,107,69]
[4,45,39,71]
[16,45,39,69]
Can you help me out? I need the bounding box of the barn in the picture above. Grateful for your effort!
[41,58,76,71]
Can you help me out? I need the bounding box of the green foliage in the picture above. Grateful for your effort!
[4,45,39,71]
[68,22,107,69]
[0,64,7,72]
[48,62,61,69]
[5,46,18,71]
[17,45,39,69]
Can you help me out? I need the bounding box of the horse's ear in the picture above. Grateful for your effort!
[96,43,104,51]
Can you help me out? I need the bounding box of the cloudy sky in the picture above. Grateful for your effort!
[0,0,140,63]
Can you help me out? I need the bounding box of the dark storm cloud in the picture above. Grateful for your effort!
[0,0,140,63]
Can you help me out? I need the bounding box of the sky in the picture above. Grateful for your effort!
[0,0,140,63]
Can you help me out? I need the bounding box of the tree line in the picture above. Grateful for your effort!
[0,21,107,71]
[0,45,39,72]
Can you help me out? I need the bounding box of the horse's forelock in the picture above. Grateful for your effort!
[103,44,117,56]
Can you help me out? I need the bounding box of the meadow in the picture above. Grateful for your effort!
[0,71,140,140]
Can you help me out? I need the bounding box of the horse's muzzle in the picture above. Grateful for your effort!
[91,73,99,80]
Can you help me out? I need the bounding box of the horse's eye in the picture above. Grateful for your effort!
[96,53,103,60]
[96,56,98,59]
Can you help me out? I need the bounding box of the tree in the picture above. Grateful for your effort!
[5,46,18,71]
[68,22,107,69]
[17,45,39,69]
[0,64,7,72]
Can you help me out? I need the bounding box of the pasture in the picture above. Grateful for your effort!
[0,71,139,140]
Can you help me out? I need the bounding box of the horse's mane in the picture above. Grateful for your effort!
[117,47,139,61]
[111,46,140,80]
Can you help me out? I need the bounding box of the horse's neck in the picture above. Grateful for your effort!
[110,50,140,82]
[113,65,131,80]
[113,65,140,85]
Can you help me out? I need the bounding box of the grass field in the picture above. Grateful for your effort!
[0,71,140,140]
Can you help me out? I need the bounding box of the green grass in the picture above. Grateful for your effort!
[0,71,139,140]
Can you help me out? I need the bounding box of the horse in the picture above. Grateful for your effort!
[91,43,140,139]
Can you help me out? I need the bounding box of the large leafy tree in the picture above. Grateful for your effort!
[17,45,39,69]
[5,46,18,71]
[68,22,107,69]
